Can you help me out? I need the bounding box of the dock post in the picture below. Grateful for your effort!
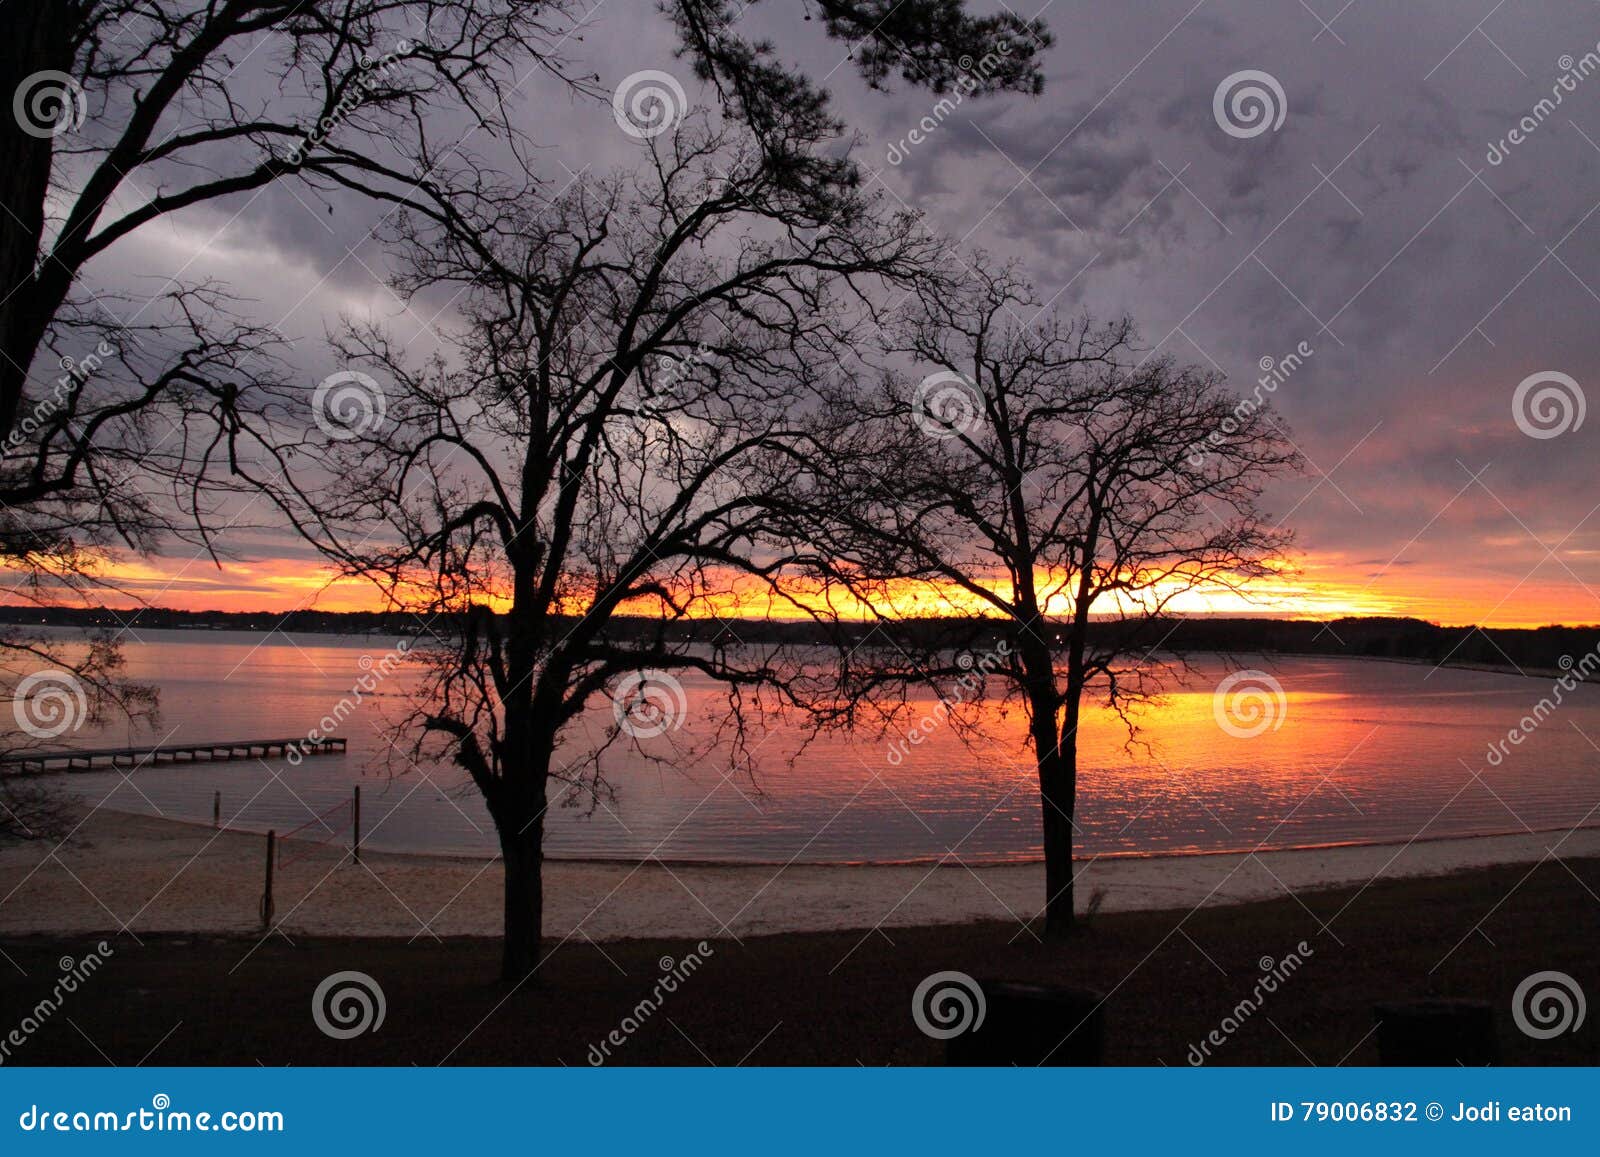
[352,784,362,864]
[213,790,221,829]
[260,830,276,930]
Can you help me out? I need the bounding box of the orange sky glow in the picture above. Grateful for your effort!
[27,548,1596,629]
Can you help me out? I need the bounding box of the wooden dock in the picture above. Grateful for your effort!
[0,736,347,776]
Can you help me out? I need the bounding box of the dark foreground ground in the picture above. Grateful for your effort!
[3,857,1596,1066]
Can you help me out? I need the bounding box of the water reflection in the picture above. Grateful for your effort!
[39,630,1600,863]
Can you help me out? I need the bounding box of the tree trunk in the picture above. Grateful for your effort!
[486,734,551,984]
[0,2,69,440]
[1037,746,1076,939]
[1023,671,1076,939]
[498,815,544,983]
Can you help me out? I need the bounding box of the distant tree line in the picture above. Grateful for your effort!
[1147,616,1600,675]
[8,605,1595,675]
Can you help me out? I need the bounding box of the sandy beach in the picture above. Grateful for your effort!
[3,808,1597,941]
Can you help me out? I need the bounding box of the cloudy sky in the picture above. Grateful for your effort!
[86,0,1600,626]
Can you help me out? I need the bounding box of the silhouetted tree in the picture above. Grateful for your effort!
[226,111,944,979]
[0,1,577,762]
[0,0,1049,589]
[799,264,1301,937]
[0,777,72,842]
[0,1,574,579]
[0,0,1049,759]
[1,626,156,840]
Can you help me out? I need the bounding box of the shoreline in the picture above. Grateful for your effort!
[4,808,1599,942]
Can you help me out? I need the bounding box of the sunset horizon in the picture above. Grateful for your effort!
[25,552,1598,630]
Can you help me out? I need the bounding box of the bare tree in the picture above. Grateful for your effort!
[222,109,943,979]
[0,0,589,777]
[0,1,585,594]
[1,624,156,840]
[0,0,1047,755]
[798,265,1301,938]
[0,0,1049,584]
[0,776,74,842]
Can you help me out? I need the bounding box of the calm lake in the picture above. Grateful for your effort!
[23,628,1600,863]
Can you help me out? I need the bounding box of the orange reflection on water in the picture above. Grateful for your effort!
[44,631,1600,863]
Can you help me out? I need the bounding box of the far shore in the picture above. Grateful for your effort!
[11,615,1599,686]
[3,808,1597,941]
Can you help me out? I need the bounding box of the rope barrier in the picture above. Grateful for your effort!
[277,796,355,869]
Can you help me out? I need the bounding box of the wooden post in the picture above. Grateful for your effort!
[260,830,276,930]
[352,784,362,864]
[212,790,221,829]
